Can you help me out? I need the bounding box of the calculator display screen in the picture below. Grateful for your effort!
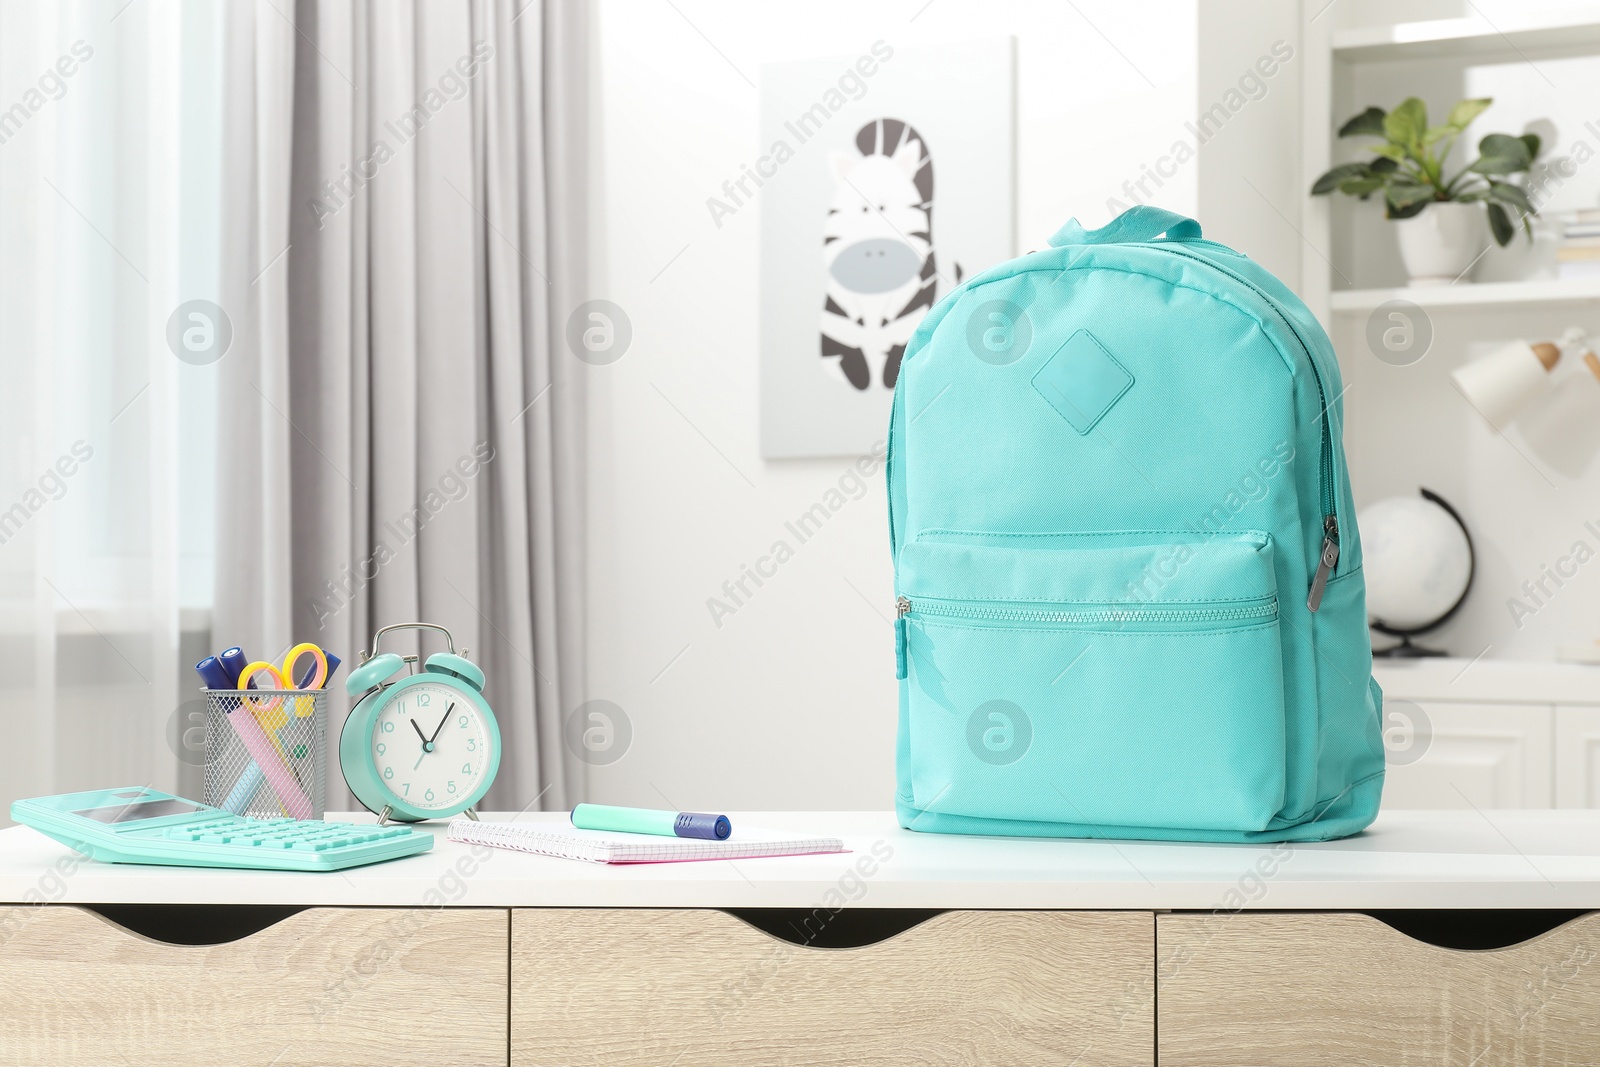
[73,798,203,824]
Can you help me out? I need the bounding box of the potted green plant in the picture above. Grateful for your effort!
[1311,97,1539,285]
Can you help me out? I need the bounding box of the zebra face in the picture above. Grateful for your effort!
[823,153,930,291]
[828,237,924,294]
[818,120,945,393]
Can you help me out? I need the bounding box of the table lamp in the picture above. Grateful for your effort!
[1450,327,1600,430]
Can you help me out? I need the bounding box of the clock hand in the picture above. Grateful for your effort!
[428,703,455,746]
[411,719,430,749]
[414,750,428,771]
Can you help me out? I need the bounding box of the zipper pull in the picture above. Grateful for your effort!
[1306,515,1340,612]
[895,597,910,679]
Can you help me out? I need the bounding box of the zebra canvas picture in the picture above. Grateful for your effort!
[759,39,1014,458]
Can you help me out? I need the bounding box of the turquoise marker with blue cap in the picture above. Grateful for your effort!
[571,803,732,840]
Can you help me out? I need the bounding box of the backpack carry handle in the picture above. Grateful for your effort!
[1049,206,1202,248]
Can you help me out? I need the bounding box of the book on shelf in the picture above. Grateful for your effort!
[1559,259,1600,280]
[1560,210,1600,243]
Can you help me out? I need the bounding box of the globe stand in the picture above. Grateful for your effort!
[1369,488,1474,661]
[1373,632,1449,658]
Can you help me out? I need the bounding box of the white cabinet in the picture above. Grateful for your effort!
[1556,708,1600,808]
[1380,700,1554,809]
[1372,658,1600,810]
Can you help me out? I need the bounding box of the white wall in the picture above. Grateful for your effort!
[583,0,1197,810]
[1195,0,1306,288]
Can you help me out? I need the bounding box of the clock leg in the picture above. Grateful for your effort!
[463,808,480,821]
[377,804,392,826]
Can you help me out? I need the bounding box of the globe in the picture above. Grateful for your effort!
[1359,493,1473,632]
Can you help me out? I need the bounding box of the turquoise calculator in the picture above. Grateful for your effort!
[10,787,434,872]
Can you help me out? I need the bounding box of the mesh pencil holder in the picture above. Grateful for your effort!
[202,688,328,820]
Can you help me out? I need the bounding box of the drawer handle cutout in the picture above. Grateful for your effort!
[85,904,309,946]
[1364,909,1591,951]
[724,908,944,948]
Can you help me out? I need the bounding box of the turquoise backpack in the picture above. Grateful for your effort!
[888,206,1385,843]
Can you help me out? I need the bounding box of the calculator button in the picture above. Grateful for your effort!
[77,811,433,870]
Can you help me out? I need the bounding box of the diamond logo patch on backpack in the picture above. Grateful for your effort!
[1030,328,1134,434]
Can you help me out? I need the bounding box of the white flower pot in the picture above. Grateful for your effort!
[1394,201,1485,286]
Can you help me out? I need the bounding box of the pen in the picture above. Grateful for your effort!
[197,653,268,815]
[571,803,732,840]
[219,648,273,814]
[223,699,313,820]
[194,655,232,691]
[217,646,248,687]
[300,650,341,689]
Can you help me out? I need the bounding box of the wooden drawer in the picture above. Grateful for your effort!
[1158,911,1600,1065]
[513,908,1152,1066]
[0,905,507,1066]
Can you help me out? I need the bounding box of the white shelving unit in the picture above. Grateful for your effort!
[1303,5,1600,811]
[1331,7,1600,61]
[1330,277,1600,313]
[1305,6,1600,320]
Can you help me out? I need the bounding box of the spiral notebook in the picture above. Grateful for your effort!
[447,818,847,865]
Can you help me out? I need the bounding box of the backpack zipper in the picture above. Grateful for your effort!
[1306,514,1340,612]
[894,595,1276,679]
[900,597,1276,627]
[895,596,910,679]
[1147,246,1341,611]
[886,389,902,561]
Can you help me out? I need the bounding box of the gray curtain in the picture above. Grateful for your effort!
[215,0,588,812]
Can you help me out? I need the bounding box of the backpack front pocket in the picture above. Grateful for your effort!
[896,533,1287,833]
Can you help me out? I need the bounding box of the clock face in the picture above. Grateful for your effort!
[369,681,494,812]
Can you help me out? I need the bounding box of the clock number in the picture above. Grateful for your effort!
[416,693,431,707]
[447,780,457,794]
[381,720,394,733]
[383,766,393,780]
[376,742,386,755]
[425,788,435,802]
[402,783,410,795]
[458,715,468,728]
[462,763,473,775]
[466,738,477,751]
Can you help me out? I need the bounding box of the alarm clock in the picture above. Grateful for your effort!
[339,622,501,823]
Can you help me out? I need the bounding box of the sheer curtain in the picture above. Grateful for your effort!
[0,0,223,816]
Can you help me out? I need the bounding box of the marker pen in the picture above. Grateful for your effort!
[571,803,732,840]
